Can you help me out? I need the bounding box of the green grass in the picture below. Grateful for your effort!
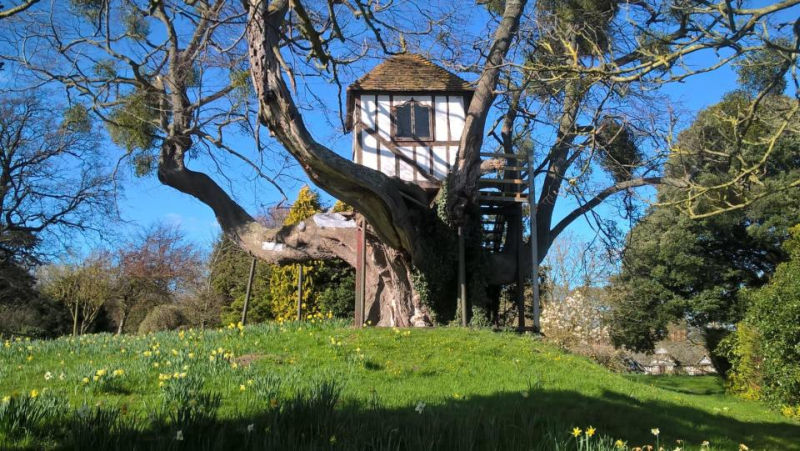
[1,320,798,450]
[624,375,727,396]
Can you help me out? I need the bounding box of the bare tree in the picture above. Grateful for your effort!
[543,232,614,303]
[108,222,204,334]
[39,252,114,336]
[0,94,113,266]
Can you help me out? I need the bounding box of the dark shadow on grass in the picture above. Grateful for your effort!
[5,386,799,451]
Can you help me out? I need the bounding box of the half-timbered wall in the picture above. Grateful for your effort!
[353,93,466,186]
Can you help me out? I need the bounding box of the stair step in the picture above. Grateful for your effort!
[478,193,528,203]
[479,178,527,185]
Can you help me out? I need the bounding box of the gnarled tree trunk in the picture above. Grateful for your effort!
[152,0,527,326]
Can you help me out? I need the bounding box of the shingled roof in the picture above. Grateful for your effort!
[345,54,473,130]
[349,53,473,92]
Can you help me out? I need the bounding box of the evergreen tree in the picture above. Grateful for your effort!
[608,92,800,359]
[209,186,354,324]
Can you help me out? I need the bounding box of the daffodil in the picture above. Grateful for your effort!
[651,428,660,437]
[29,389,39,398]
[586,426,596,437]
[571,427,582,438]
[614,439,626,449]
[1,395,10,404]
[239,384,246,391]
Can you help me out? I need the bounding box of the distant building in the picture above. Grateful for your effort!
[629,324,717,375]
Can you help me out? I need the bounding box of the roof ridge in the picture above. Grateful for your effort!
[347,53,473,92]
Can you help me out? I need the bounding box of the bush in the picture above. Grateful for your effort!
[726,225,800,408]
[137,304,186,334]
[721,323,763,400]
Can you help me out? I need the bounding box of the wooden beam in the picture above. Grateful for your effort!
[241,256,256,326]
[297,264,304,321]
[477,193,528,203]
[354,218,366,327]
[458,226,467,327]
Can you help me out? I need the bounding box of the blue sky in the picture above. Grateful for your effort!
[9,1,795,257]
[119,57,737,252]
[121,51,732,254]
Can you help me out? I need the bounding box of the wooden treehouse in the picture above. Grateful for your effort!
[346,54,531,327]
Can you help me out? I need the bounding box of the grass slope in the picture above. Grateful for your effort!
[1,321,798,450]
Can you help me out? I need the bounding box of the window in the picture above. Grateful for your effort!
[393,100,432,141]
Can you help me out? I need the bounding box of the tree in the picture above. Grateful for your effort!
[0,259,68,338]
[607,92,800,356]
[7,1,797,326]
[0,0,39,20]
[667,43,800,217]
[0,94,113,267]
[108,223,204,334]
[40,253,115,336]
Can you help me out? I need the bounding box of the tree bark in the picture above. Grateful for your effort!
[153,0,528,326]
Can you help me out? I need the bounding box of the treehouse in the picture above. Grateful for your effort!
[346,54,474,189]
[346,54,535,330]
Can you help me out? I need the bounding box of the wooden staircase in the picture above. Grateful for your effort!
[477,152,529,253]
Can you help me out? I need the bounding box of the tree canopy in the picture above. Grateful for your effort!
[608,92,800,354]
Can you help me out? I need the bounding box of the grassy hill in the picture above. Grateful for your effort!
[1,320,798,450]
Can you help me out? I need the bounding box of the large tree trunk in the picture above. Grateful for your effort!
[363,237,431,327]
[154,0,527,326]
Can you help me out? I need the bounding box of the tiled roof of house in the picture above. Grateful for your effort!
[345,54,473,130]
[348,53,473,92]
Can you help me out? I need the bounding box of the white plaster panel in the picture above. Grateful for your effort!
[416,146,432,178]
[432,145,449,180]
[448,96,466,139]
[397,146,415,182]
[434,96,449,141]
[380,145,396,177]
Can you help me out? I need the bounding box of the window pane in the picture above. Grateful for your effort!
[395,104,412,138]
[414,104,431,138]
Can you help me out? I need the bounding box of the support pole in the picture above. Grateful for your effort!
[296,264,303,321]
[515,209,525,330]
[458,226,467,327]
[241,256,256,326]
[354,217,366,327]
[528,150,540,333]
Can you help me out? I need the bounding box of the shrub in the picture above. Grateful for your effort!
[726,225,800,408]
[137,304,186,334]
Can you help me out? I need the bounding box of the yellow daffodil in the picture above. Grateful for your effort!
[239,384,246,391]
[586,426,596,437]
[29,389,39,398]
[614,439,625,449]
[82,377,89,384]
[2,395,10,403]
[571,427,582,438]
